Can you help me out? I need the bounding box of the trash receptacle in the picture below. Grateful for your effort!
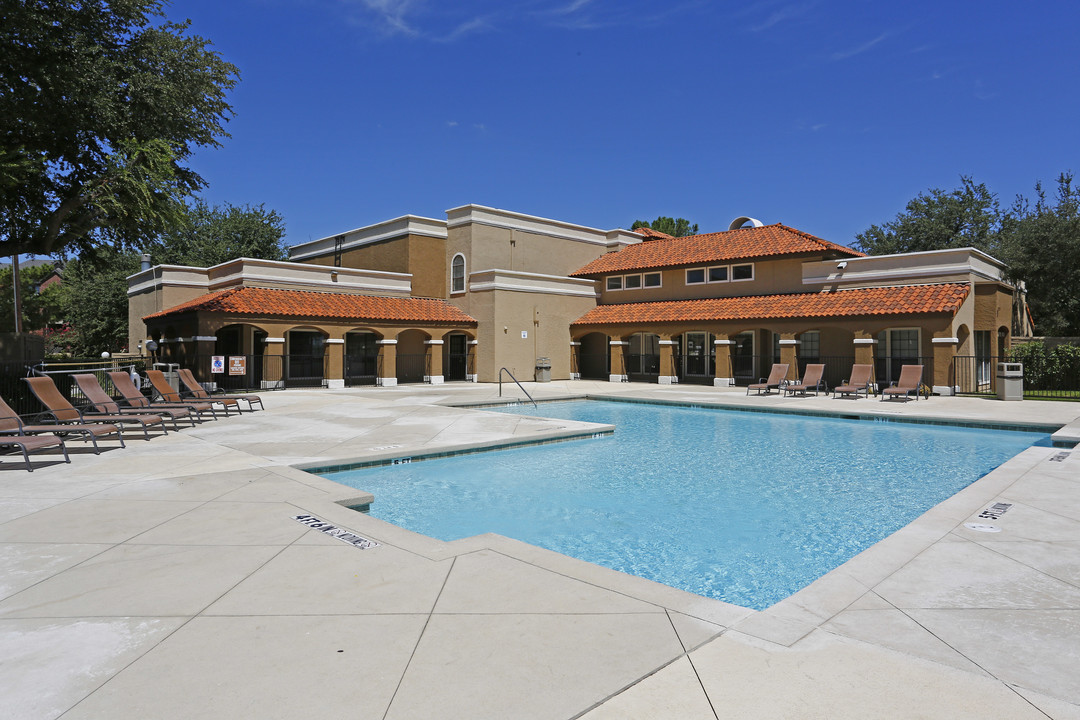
[996,362,1023,401]
[153,362,181,392]
[534,357,551,383]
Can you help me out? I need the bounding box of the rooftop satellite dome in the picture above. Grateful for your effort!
[729,216,764,231]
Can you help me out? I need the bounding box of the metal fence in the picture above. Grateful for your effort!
[396,353,428,384]
[344,355,378,386]
[796,356,857,392]
[0,361,36,415]
[874,356,932,390]
[954,354,1080,399]
[952,355,998,397]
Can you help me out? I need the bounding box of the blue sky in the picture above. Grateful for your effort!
[166,0,1080,250]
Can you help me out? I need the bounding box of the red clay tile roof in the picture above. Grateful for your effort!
[631,226,676,240]
[144,287,478,325]
[571,283,970,325]
[572,223,864,277]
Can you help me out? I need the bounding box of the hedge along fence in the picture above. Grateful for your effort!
[1008,341,1080,396]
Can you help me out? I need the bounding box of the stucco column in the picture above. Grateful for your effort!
[377,339,398,387]
[325,338,345,389]
[609,340,628,383]
[853,337,878,391]
[713,337,734,387]
[778,334,798,381]
[658,338,678,385]
[569,342,581,380]
[931,335,959,396]
[467,340,478,382]
[425,339,444,384]
[261,337,285,390]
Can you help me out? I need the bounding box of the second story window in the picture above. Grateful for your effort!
[732,263,754,281]
[686,268,705,284]
[643,272,661,288]
[607,276,623,291]
[624,274,642,289]
[451,254,466,293]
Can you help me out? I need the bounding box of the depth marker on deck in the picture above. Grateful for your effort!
[293,514,380,549]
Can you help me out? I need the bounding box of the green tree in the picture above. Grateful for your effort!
[853,176,1002,255]
[59,200,287,354]
[632,216,699,237]
[0,0,239,258]
[148,200,287,266]
[0,261,66,332]
[999,173,1080,336]
[59,248,140,354]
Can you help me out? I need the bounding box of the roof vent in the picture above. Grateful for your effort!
[729,216,764,231]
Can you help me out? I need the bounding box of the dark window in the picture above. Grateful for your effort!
[732,263,754,281]
[686,268,705,284]
[451,254,466,293]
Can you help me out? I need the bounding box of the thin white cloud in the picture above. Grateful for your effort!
[831,32,889,61]
[435,15,494,42]
[446,120,459,127]
[353,0,421,36]
[550,0,593,15]
[749,3,814,32]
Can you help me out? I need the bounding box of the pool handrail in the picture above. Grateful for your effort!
[498,368,538,409]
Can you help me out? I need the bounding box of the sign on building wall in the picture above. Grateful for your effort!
[211,355,225,374]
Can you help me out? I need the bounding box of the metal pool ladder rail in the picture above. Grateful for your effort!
[498,368,538,409]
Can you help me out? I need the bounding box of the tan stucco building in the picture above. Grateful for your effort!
[128,207,1021,395]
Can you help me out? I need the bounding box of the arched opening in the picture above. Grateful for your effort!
[213,323,267,391]
[578,332,609,380]
[344,329,382,386]
[396,329,430,384]
[626,332,660,382]
[286,328,327,388]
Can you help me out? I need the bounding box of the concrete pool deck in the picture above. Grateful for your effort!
[1,380,1079,719]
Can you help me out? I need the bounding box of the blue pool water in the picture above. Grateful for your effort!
[320,400,1049,609]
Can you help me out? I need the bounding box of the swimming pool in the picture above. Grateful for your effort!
[319,400,1050,609]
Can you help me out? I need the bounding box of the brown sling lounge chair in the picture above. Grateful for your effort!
[146,370,229,418]
[0,397,71,471]
[0,431,69,472]
[177,368,263,412]
[73,373,188,431]
[784,364,826,397]
[833,364,874,399]
[108,371,215,422]
[747,363,789,396]
[25,376,166,440]
[880,364,925,401]
[1,394,124,453]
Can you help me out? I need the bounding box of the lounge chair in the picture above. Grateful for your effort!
[784,364,826,397]
[73,373,188,430]
[108,371,216,422]
[833,364,874,399]
[142,370,226,419]
[25,376,166,440]
[747,363,789,395]
[177,368,263,412]
[0,431,69,472]
[1,394,125,453]
[880,364,925,401]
